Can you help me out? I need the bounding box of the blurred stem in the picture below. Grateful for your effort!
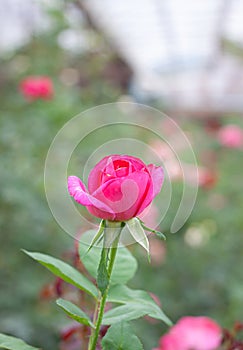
[88,221,122,350]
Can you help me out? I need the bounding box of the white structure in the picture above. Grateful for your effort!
[0,0,49,53]
[1,0,243,112]
[83,0,243,113]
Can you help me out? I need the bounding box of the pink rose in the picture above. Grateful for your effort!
[68,155,163,221]
[19,76,53,100]
[218,125,243,148]
[157,316,222,350]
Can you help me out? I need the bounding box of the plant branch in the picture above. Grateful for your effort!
[88,221,122,350]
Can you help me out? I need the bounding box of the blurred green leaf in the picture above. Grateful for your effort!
[101,322,143,350]
[105,285,172,326]
[103,303,152,325]
[23,250,98,298]
[56,298,95,328]
[0,333,39,350]
[107,285,172,326]
[79,230,137,284]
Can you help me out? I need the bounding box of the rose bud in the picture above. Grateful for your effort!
[68,155,163,222]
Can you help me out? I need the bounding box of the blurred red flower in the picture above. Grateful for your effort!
[198,168,217,190]
[19,76,54,100]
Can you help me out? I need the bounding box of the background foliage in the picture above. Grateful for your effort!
[0,3,243,350]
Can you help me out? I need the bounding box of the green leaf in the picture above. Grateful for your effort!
[107,285,172,326]
[97,248,109,295]
[79,230,137,284]
[102,322,143,350]
[126,218,150,254]
[102,303,149,325]
[23,250,98,299]
[0,333,39,350]
[56,298,95,328]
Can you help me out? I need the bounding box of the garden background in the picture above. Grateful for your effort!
[0,1,243,349]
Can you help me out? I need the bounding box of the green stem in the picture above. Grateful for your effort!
[88,221,122,350]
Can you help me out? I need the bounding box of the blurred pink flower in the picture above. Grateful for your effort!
[218,125,243,149]
[155,316,222,350]
[19,76,54,100]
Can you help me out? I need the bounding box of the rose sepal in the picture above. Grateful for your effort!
[125,218,150,261]
[138,218,166,240]
[85,219,105,255]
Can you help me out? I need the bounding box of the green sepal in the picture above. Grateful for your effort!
[138,218,166,240]
[86,219,105,254]
[126,218,150,261]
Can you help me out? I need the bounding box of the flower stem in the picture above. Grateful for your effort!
[88,222,122,350]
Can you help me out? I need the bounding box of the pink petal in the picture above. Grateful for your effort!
[119,170,150,220]
[88,156,112,193]
[67,176,115,215]
[173,316,222,350]
[147,164,164,198]
[92,177,140,218]
[159,333,181,350]
[68,176,91,206]
[136,165,163,217]
[88,155,147,193]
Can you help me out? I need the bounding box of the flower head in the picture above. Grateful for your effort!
[19,76,54,100]
[156,316,222,350]
[68,155,163,221]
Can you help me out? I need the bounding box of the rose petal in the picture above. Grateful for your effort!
[68,176,91,206]
[135,165,163,216]
[158,316,222,350]
[100,178,123,202]
[117,171,151,220]
[147,164,164,198]
[88,156,112,193]
[92,177,140,217]
[159,333,181,350]
[88,155,147,193]
[172,316,222,350]
[68,176,114,215]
